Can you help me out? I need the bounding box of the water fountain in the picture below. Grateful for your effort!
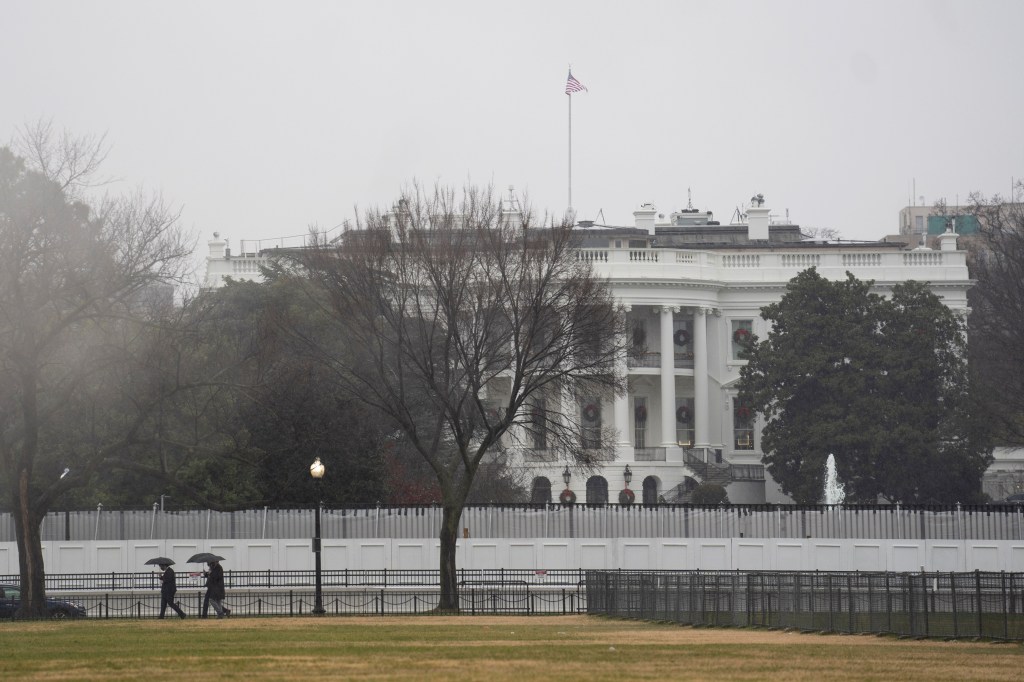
[823,453,845,505]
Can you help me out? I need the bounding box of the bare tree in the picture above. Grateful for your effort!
[966,182,1024,445]
[799,226,841,241]
[285,184,627,610]
[0,138,195,617]
[13,119,111,197]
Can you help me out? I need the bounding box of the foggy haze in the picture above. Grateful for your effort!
[5,0,1022,259]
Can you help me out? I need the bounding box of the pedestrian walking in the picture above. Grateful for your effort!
[201,559,230,618]
[158,564,187,619]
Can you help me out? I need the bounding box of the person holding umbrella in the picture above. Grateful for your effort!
[202,559,230,618]
[152,560,186,619]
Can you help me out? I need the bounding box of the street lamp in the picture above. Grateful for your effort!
[309,457,325,615]
[623,465,632,487]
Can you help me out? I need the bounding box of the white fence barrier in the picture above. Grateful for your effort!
[2,538,1023,575]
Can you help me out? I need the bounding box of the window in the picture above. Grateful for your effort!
[631,319,648,353]
[675,398,694,447]
[673,320,693,366]
[733,399,755,450]
[530,477,552,504]
[580,399,602,449]
[731,319,754,361]
[633,397,648,448]
[914,215,924,233]
[586,476,609,504]
[642,476,659,506]
[529,399,547,450]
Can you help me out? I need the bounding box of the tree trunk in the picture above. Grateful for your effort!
[13,467,47,619]
[437,503,462,612]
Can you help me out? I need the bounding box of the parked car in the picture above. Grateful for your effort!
[0,584,87,619]
[1003,493,1024,505]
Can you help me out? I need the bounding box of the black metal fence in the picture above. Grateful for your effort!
[0,568,586,592]
[1,569,585,619]
[4,503,1023,542]
[41,587,582,619]
[584,569,1024,641]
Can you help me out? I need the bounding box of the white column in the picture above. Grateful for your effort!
[694,307,710,450]
[659,306,679,447]
[613,308,631,453]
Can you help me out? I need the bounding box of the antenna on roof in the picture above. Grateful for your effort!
[596,208,605,224]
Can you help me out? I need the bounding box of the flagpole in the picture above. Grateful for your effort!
[565,68,585,214]
[568,90,573,212]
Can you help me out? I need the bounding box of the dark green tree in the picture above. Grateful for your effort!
[738,268,991,504]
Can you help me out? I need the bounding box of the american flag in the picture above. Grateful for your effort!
[565,70,587,95]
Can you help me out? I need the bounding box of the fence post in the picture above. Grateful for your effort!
[1002,572,1009,641]
[951,572,959,638]
[921,572,930,638]
[1010,572,1017,617]
[827,573,834,633]
[745,572,752,627]
[847,574,854,634]
[884,573,891,634]
[907,574,916,637]
[975,570,983,638]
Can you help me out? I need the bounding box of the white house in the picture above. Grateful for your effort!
[204,194,975,505]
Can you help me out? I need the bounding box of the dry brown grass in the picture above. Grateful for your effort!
[1,615,1021,681]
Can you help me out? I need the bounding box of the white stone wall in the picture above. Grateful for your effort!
[3,538,1022,574]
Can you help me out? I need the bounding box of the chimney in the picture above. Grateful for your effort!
[208,232,227,259]
[747,194,769,241]
[633,203,657,235]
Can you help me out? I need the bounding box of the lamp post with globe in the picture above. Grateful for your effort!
[309,457,325,615]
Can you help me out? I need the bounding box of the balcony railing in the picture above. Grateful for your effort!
[634,448,667,462]
[627,351,694,369]
[627,352,660,368]
[584,247,967,285]
[523,449,557,463]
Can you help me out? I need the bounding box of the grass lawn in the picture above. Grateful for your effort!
[1,615,1021,681]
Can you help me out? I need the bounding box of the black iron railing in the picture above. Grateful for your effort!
[0,568,587,592]
[585,569,1024,641]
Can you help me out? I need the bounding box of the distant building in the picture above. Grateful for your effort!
[204,193,972,504]
[897,204,980,249]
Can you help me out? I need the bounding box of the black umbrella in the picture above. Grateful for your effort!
[144,557,175,566]
[186,552,225,563]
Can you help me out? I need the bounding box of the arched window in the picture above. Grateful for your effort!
[530,477,552,504]
[586,476,608,505]
[642,476,659,506]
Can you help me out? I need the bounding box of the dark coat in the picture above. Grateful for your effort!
[160,567,178,597]
[205,562,225,600]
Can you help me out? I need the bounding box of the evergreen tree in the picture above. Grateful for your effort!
[738,268,991,503]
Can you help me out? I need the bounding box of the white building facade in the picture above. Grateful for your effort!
[205,198,972,505]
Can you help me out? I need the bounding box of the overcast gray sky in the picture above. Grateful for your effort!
[5,0,1023,262]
